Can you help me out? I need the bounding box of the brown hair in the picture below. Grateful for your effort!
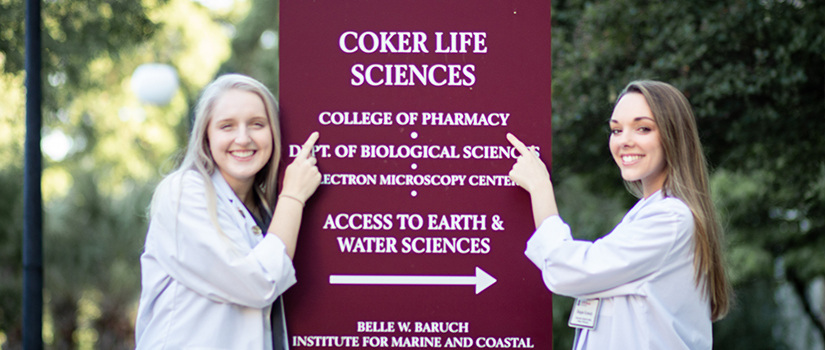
[618,80,731,321]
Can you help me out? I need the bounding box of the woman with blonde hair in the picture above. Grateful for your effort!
[508,80,731,349]
[135,74,321,349]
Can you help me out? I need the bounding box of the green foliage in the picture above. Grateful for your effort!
[1,0,164,115]
[0,166,24,345]
[43,169,154,348]
[218,0,280,93]
[713,279,785,350]
[1,0,234,347]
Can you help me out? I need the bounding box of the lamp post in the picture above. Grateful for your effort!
[131,63,179,105]
[24,0,43,348]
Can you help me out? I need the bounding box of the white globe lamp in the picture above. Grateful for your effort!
[131,63,179,105]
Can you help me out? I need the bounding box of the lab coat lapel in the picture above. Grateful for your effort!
[211,172,264,247]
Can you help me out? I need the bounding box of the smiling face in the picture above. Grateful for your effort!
[207,89,273,197]
[609,92,667,198]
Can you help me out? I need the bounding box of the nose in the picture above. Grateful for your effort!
[622,136,635,148]
[612,131,634,149]
[234,126,252,145]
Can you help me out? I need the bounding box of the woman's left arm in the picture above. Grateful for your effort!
[268,132,321,259]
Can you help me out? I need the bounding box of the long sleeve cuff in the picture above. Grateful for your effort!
[524,215,571,270]
[253,235,298,297]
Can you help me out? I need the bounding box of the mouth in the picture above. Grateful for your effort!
[621,154,643,164]
[230,150,255,158]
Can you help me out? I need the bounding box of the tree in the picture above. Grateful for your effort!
[550,0,825,347]
[1,0,161,344]
[218,0,281,93]
[0,0,236,347]
[0,167,24,347]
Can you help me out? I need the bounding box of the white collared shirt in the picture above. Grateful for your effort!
[525,191,711,350]
[135,170,296,349]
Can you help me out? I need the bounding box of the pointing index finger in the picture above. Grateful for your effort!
[298,131,320,159]
[506,133,531,157]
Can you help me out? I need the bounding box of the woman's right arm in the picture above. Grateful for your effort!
[267,131,322,259]
[526,199,693,297]
[506,133,559,228]
[146,171,295,307]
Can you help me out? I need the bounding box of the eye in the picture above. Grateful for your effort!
[610,128,622,135]
[637,126,652,133]
[248,118,268,129]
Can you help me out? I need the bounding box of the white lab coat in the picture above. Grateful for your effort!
[135,170,296,350]
[524,190,711,350]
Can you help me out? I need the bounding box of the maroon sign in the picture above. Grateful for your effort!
[279,1,552,348]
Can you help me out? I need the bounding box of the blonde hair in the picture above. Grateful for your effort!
[617,80,731,321]
[150,74,282,227]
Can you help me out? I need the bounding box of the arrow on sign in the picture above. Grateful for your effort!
[329,267,497,294]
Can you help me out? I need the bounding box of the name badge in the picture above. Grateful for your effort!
[568,298,601,330]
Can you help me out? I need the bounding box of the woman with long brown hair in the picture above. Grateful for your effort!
[508,80,731,349]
